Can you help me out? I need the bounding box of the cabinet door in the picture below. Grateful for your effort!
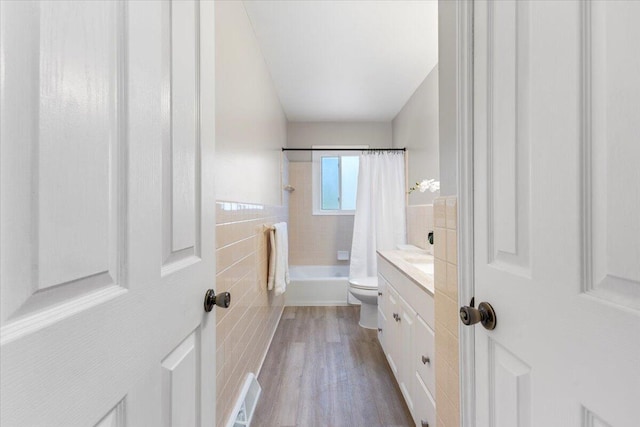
[377,274,388,351]
[414,375,437,427]
[399,296,416,413]
[377,274,386,313]
[385,285,401,378]
[415,315,436,396]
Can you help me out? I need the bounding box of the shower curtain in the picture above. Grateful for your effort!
[349,152,407,280]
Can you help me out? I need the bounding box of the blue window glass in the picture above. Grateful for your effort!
[320,155,359,211]
[321,157,340,210]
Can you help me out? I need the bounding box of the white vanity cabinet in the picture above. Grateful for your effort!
[377,253,436,427]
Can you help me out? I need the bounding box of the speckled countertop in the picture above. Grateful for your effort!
[377,249,435,295]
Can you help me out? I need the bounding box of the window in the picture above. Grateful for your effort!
[312,146,365,215]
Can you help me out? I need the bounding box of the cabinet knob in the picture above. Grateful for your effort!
[421,420,429,427]
[393,313,398,320]
[421,355,430,365]
[378,291,383,296]
[396,314,401,322]
[378,328,382,333]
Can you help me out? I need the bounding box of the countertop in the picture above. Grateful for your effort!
[377,248,435,295]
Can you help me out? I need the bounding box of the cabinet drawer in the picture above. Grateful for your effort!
[378,255,434,328]
[414,375,436,427]
[415,315,435,396]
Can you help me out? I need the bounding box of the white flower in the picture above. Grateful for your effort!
[418,179,440,193]
[417,179,433,192]
[408,178,440,194]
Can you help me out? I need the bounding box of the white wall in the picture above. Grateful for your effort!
[393,65,439,205]
[437,0,458,196]
[215,1,287,206]
[286,122,392,161]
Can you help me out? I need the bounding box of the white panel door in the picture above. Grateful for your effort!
[473,1,640,426]
[0,1,217,426]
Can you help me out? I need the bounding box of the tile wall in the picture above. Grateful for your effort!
[434,196,460,427]
[288,162,354,266]
[215,201,287,427]
[407,204,434,251]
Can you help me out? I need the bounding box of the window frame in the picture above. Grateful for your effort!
[311,145,367,216]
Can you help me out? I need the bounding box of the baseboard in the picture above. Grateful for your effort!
[284,301,354,307]
[256,304,284,377]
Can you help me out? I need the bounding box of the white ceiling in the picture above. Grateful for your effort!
[242,1,438,122]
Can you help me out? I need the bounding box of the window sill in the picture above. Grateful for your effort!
[312,209,356,216]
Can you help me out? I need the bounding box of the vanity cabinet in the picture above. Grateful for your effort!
[377,254,436,427]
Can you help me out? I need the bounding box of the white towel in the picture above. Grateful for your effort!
[267,222,289,296]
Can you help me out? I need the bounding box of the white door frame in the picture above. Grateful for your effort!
[455,1,476,426]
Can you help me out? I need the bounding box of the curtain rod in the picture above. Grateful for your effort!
[282,147,406,152]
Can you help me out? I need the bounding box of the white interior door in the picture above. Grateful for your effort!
[0,1,217,425]
[473,1,640,426]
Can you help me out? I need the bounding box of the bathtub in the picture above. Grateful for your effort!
[285,265,354,306]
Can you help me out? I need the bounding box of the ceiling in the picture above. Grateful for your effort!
[242,1,438,122]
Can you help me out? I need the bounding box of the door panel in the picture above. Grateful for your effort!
[162,0,201,272]
[95,400,126,427]
[489,340,531,427]
[474,1,640,426]
[485,0,531,276]
[0,1,216,425]
[161,330,200,427]
[583,0,640,310]
[0,0,126,338]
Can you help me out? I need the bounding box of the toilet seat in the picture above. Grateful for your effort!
[348,276,378,290]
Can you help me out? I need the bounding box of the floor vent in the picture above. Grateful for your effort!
[227,373,261,427]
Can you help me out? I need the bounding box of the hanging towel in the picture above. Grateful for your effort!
[267,222,289,296]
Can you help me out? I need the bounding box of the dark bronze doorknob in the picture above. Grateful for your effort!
[460,298,496,330]
[204,289,231,312]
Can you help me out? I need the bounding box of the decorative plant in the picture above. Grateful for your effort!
[408,179,440,194]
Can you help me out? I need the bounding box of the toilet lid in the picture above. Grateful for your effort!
[349,276,378,290]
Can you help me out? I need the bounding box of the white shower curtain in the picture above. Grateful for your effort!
[349,152,407,280]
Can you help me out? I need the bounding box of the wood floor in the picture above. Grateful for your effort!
[253,306,414,427]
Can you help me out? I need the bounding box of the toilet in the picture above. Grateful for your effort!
[348,276,379,329]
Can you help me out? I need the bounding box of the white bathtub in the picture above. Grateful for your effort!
[285,265,353,306]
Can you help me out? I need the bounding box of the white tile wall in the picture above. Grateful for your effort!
[434,196,460,427]
[215,201,287,427]
[288,162,354,266]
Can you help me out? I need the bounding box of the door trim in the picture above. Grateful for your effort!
[455,1,475,426]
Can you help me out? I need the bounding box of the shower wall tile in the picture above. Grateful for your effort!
[446,229,457,265]
[407,204,434,251]
[445,197,457,230]
[434,258,447,289]
[434,198,446,228]
[434,227,447,260]
[434,195,460,427]
[215,200,286,427]
[288,162,354,266]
